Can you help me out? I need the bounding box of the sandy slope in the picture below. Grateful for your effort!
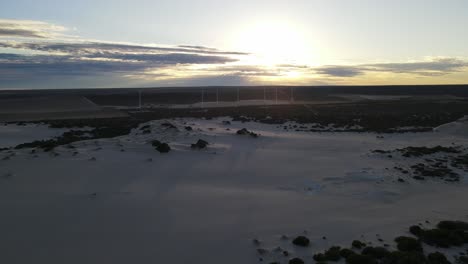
[0,118,467,264]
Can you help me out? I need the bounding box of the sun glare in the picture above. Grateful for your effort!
[233,20,315,66]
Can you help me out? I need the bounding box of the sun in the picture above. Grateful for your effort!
[233,20,315,66]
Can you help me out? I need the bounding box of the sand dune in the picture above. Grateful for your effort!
[0,117,467,263]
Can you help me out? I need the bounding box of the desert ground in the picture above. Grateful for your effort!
[1,87,468,264]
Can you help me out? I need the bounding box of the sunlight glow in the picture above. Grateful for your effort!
[233,20,317,67]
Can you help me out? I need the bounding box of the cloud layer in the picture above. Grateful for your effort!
[0,19,66,39]
[0,19,467,88]
[314,58,468,78]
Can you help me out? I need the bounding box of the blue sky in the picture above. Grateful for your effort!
[1,0,468,88]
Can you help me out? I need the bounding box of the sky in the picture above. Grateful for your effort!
[0,0,467,89]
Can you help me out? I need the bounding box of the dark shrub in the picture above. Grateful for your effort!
[191,139,209,149]
[437,221,468,231]
[420,228,465,247]
[427,252,450,264]
[395,236,423,252]
[383,251,426,264]
[292,236,310,247]
[346,254,377,264]
[236,128,259,138]
[340,248,356,258]
[289,258,304,264]
[151,140,162,147]
[410,225,424,236]
[156,143,171,153]
[324,246,342,261]
[362,247,390,259]
[458,256,468,264]
[313,253,326,262]
[352,240,367,249]
[314,246,344,262]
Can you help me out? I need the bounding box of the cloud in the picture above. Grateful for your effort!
[314,58,468,78]
[0,52,236,78]
[0,41,248,56]
[0,21,246,83]
[367,58,468,76]
[0,19,66,39]
[314,66,364,77]
[1,18,467,88]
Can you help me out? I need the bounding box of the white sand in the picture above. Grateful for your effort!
[0,117,467,263]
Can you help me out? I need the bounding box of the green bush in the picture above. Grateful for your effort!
[395,236,423,252]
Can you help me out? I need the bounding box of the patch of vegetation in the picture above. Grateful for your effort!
[410,163,459,182]
[161,122,177,129]
[438,221,468,231]
[288,258,304,264]
[151,140,171,153]
[266,220,467,264]
[452,154,468,169]
[397,146,461,157]
[458,256,468,264]
[410,221,468,248]
[340,248,356,258]
[384,251,427,264]
[352,240,367,249]
[15,118,139,152]
[362,246,391,259]
[427,252,451,264]
[373,149,392,154]
[236,128,259,138]
[313,246,342,262]
[191,139,209,149]
[292,236,310,247]
[346,253,377,264]
[395,236,423,252]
